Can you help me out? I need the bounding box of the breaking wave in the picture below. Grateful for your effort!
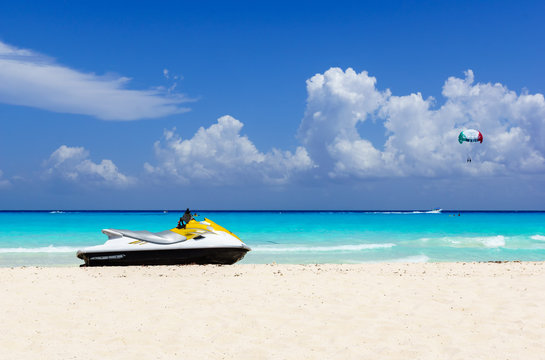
[531,235,545,241]
[253,243,395,252]
[418,235,506,248]
[0,245,79,253]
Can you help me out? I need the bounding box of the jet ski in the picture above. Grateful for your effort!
[77,217,250,266]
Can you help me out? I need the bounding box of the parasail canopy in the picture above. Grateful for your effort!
[458,129,483,144]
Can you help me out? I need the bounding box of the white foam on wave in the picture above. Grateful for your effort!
[531,235,545,241]
[253,243,396,252]
[419,235,506,248]
[0,245,79,253]
[345,254,430,264]
[389,255,430,263]
[480,235,506,248]
[49,211,65,214]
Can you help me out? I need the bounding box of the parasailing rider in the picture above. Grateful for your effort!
[459,129,482,164]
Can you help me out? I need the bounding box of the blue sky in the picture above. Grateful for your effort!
[0,0,544,210]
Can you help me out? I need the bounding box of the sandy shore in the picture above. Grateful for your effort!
[1,262,544,359]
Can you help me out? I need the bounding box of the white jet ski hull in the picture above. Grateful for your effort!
[77,218,250,266]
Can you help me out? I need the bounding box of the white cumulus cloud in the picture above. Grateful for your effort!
[28,67,545,192]
[45,145,135,187]
[298,67,391,174]
[298,67,545,179]
[145,115,314,185]
[0,41,190,120]
[144,68,544,188]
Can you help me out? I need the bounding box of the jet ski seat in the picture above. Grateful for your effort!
[102,229,187,244]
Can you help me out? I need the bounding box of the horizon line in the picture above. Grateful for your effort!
[1,209,544,213]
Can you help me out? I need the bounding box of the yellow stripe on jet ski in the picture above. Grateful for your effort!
[170,218,241,241]
[129,240,147,245]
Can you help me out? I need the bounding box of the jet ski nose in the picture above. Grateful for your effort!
[241,244,251,251]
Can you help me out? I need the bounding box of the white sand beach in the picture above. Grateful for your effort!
[1,262,544,359]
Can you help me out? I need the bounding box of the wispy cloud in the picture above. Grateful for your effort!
[0,170,10,188]
[0,41,190,120]
[44,145,135,187]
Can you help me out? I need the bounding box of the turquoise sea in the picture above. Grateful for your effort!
[0,211,544,267]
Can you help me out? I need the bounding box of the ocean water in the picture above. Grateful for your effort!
[0,211,544,267]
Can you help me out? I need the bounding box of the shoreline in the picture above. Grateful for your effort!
[2,262,545,359]
[1,259,541,269]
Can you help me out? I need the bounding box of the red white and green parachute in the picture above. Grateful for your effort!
[458,129,483,144]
